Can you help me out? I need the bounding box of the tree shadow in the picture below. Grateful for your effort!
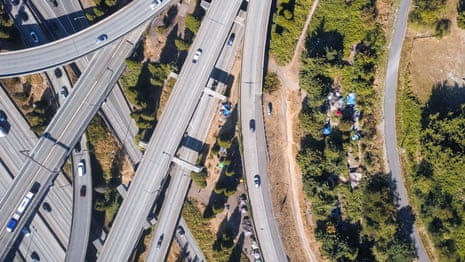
[159,24,179,64]
[305,18,345,65]
[228,206,242,238]
[422,81,465,127]
[228,232,245,262]
[163,5,178,28]
[396,206,415,244]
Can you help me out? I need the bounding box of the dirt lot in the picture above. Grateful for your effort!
[407,0,465,103]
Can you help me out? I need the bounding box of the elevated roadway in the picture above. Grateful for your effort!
[0,85,69,261]
[97,0,243,260]
[31,0,142,165]
[0,34,138,258]
[146,13,245,261]
[240,0,287,260]
[0,0,175,77]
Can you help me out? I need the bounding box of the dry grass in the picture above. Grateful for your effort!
[407,0,465,103]
[0,73,49,118]
[156,77,176,120]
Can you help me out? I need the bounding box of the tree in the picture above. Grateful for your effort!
[264,72,280,93]
[185,14,200,34]
[175,38,191,51]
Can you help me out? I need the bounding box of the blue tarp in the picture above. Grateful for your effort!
[346,93,356,105]
[323,124,331,135]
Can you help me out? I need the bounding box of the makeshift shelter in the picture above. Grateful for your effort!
[346,92,356,105]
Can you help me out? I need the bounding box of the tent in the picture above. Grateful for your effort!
[346,93,356,105]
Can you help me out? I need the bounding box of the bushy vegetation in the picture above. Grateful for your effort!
[85,0,120,22]
[119,59,173,145]
[263,72,280,93]
[297,0,414,260]
[409,0,450,37]
[270,0,314,65]
[0,4,16,40]
[183,199,246,261]
[458,0,465,29]
[87,116,126,229]
[400,81,465,260]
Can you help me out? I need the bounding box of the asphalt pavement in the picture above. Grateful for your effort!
[97,0,243,260]
[0,0,175,77]
[383,0,429,261]
[240,0,287,260]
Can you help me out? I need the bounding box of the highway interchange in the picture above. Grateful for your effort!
[0,0,430,261]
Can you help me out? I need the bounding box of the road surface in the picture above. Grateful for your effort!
[384,0,429,261]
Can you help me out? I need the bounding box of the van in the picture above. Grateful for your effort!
[78,160,86,176]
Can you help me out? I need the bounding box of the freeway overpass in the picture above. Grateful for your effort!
[97,0,243,259]
[0,0,175,77]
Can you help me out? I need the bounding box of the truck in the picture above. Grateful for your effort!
[6,191,35,233]
[6,214,20,233]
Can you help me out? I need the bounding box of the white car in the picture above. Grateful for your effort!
[77,160,86,176]
[192,48,202,63]
[150,0,162,10]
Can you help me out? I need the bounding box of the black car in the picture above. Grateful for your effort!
[177,226,185,236]
[42,202,52,212]
[156,234,164,248]
[54,68,62,78]
[0,110,6,122]
[227,33,235,46]
[249,119,255,132]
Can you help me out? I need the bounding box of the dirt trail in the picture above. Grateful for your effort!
[268,1,320,261]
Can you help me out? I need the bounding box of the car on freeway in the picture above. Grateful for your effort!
[0,110,6,122]
[96,34,108,44]
[156,234,164,248]
[78,160,86,176]
[80,185,86,197]
[227,33,235,46]
[30,31,39,44]
[150,0,162,9]
[192,48,202,63]
[54,68,62,78]
[60,86,68,99]
[21,227,31,237]
[42,202,52,212]
[249,119,255,132]
[254,175,260,188]
[0,110,8,137]
[177,226,185,236]
[31,252,40,262]
[74,141,81,152]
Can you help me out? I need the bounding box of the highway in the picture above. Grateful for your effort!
[383,0,429,261]
[0,29,140,257]
[0,0,175,77]
[31,0,142,165]
[0,85,69,261]
[65,134,92,262]
[97,0,243,260]
[145,13,245,261]
[240,0,287,260]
